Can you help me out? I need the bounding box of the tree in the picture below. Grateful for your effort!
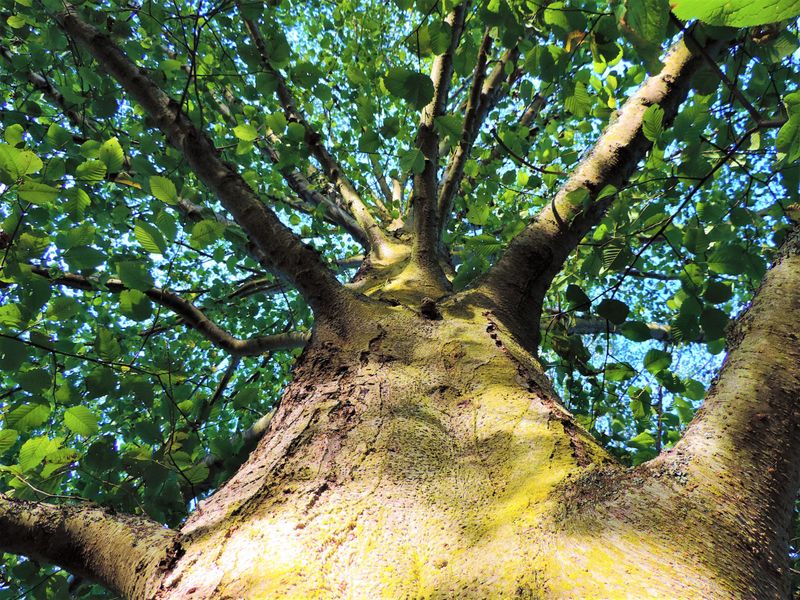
[0,0,799,596]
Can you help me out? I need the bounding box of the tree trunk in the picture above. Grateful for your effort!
[138,259,798,599]
[3,12,795,598]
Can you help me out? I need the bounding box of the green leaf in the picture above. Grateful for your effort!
[434,115,462,147]
[17,181,59,206]
[777,116,800,163]
[684,379,706,401]
[234,123,259,142]
[616,0,670,69]
[672,0,800,26]
[358,130,381,153]
[627,431,656,449]
[618,321,652,342]
[643,349,671,374]
[4,123,24,146]
[266,112,287,134]
[98,137,124,172]
[119,289,152,321]
[708,244,747,275]
[0,144,42,178]
[7,14,27,28]
[95,327,121,361]
[64,405,99,437]
[700,307,729,340]
[5,402,51,432]
[596,298,629,324]
[149,175,178,205]
[466,202,492,226]
[642,104,664,142]
[605,362,636,381]
[673,397,694,424]
[428,21,453,55]
[134,220,168,255]
[47,123,73,147]
[0,429,18,453]
[18,436,54,471]
[564,81,592,117]
[116,261,154,291]
[64,246,106,270]
[286,122,306,143]
[0,304,24,328]
[565,284,591,310]
[384,68,434,110]
[381,117,401,138]
[190,219,225,249]
[75,159,107,182]
[629,387,651,419]
[703,280,733,304]
[399,148,426,174]
[180,462,210,485]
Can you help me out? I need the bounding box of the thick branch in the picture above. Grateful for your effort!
[478,30,725,348]
[437,41,520,231]
[30,266,308,356]
[560,317,674,342]
[0,494,179,598]
[410,2,469,273]
[662,226,800,577]
[57,9,351,323]
[238,8,395,259]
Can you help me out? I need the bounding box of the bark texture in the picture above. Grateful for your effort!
[0,495,179,598]
[117,245,798,598]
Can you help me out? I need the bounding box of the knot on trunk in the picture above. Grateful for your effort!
[419,297,441,320]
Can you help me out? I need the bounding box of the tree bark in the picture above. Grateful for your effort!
[82,236,792,598]
[0,495,180,598]
[5,230,800,597]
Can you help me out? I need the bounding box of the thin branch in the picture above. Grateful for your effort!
[29,266,309,356]
[438,40,520,231]
[237,5,396,258]
[182,407,276,502]
[194,356,241,428]
[368,153,395,216]
[57,9,351,323]
[0,44,94,135]
[209,83,370,247]
[557,317,710,342]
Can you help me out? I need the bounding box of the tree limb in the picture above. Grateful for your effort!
[476,29,725,349]
[206,82,371,248]
[28,266,309,356]
[56,9,352,324]
[0,494,179,599]
[661,225,800,576]
[237,6,396,259]
[555,317,711,343]
[437,40,521,232]
[408,1,469,285]
[0,44,94,135]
